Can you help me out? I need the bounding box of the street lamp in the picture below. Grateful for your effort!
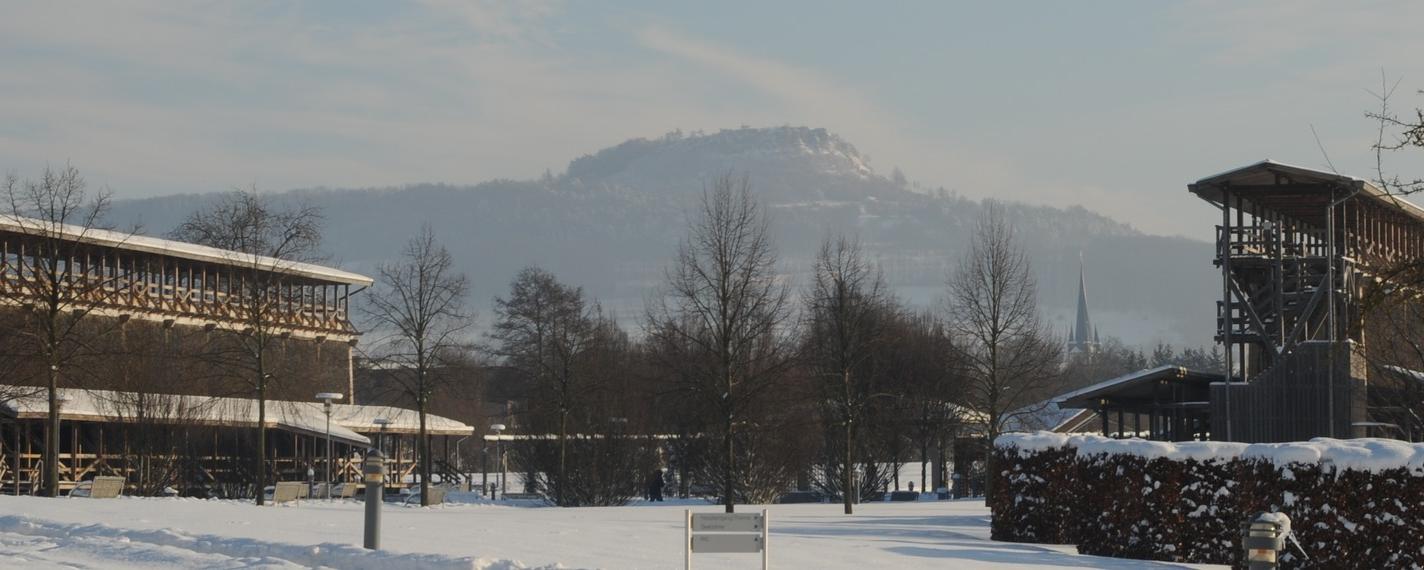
[372,418,391,490]
[490,423,506,498]
[373,418,391,451]
[316,392,343,499]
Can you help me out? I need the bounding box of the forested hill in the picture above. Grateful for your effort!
[109,126,1216,346]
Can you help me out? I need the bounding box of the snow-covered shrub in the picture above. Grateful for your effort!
[992,433,1424,568]
[988,438,1077,544]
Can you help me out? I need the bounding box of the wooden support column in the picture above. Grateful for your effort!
[395,435,403,484]
[10,421,18,496]
[70,422,79,484]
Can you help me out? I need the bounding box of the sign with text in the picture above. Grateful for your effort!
[692,533,764,553]
[692,513,764,533]
[685,509,770,569]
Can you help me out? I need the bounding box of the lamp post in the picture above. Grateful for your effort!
[316,392,343,499]
[373,418,391,490]
[490,423,506,499]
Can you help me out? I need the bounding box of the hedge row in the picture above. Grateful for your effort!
[991,434,1424,568]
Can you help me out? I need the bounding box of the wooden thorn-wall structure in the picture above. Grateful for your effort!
[1190,161,1424,442]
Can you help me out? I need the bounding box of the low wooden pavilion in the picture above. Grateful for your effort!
[1055,366,1222,441]
[0,386,474,496]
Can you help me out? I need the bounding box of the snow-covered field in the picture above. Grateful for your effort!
[0,495,1223,569]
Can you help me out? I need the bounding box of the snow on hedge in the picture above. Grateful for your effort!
[996,431,1424,473]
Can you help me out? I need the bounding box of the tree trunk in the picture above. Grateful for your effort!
[419,396,430,507]
[557,410,567,506]
[920,434,928,492]
[844,418,854,515]
[984,423,998,506]
[45,360,59,497]
[843,370,854,515]
[723,413,735,513]
[255,376,266,506]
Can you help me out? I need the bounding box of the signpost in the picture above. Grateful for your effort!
[685,510,769,569]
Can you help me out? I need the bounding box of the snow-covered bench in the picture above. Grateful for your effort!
[272,482,305,504]
[403,485,447,506]
[71,476,125,499]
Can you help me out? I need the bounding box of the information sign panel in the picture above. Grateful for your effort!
[692,513,764,533]
[692,534,764,553]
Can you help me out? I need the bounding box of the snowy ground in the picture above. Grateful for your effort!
[0,495,1224,569]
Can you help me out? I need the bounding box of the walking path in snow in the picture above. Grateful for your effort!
[0,495,1224,569]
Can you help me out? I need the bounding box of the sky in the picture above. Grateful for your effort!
[3,0,1424,240]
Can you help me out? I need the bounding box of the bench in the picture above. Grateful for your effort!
[775,491,823,504]
[76,476,125,499]
[888,491,919,502]
[272,481,305,504]
[405,485,448,506]
[337,482,358,498]
[426,485,446,504]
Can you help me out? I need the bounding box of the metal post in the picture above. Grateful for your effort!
[684,509,692,570]
[325,405,332,498]
[489,424,506,499]
[1327,190,1336,438]
[317,393,342,500]
[363,450,385,550]
[761,509,769,570]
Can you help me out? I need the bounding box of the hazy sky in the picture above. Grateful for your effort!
[4,1,1424,240]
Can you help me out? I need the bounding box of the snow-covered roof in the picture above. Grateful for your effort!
[0,215,373,286]
[1189,160,1424,227]
[0,386,476,443]
[1053,365,1220,408]
[327,403,474,436]
[1002,400,1080,433]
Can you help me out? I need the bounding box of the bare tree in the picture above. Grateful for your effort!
[646,174,796,513]
[169,188,324,505]
[2,165,127,497]
[489,266,598,506]
[1365,71,1424,196]
[365,225,472,506]
[803,235,891,514]
[945,203,1061,503]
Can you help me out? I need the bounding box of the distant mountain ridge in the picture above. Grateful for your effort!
[109,126,1216,347]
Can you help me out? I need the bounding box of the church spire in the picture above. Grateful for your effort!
[1069,254,1098,353]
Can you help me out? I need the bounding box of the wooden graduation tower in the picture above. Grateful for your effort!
[1190,161,1424,442]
